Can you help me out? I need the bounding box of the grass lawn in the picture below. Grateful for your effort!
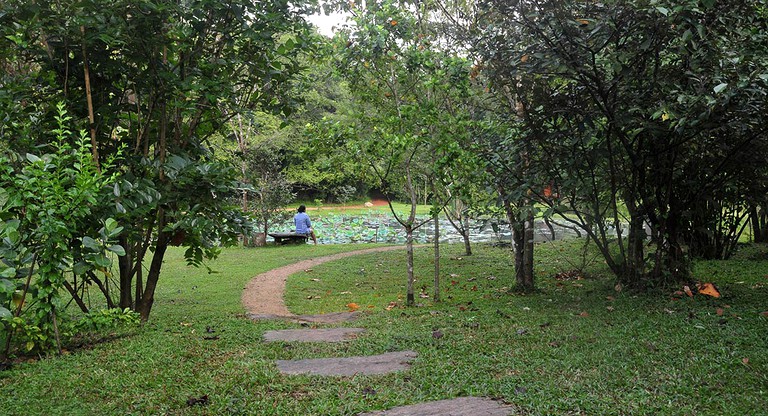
[1,241,766,415]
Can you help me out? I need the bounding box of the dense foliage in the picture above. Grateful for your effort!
[474,0,768,288]
[0,0,314,357]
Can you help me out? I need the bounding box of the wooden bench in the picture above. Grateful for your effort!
[268,232,309,245]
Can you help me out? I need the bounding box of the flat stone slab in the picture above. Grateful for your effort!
[276,350,418,376]
[359,397,517,416]
[263,328,366,343]
[247,311,360,324]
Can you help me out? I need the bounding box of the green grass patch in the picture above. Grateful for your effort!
[1,241,766,415]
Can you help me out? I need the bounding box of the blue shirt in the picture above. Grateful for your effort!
[294,212,312,234]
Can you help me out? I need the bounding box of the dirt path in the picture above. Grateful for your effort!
[242,246,404,317]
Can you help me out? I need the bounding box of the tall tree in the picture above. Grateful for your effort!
[475,0,768,287]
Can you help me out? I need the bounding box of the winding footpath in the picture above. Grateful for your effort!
[241,245,404,319]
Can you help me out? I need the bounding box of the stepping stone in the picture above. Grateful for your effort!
[276,350,418,376]
[294,311,360,324]
[358,396,517,416]
[263,328,366,343]
[247,311,360,324]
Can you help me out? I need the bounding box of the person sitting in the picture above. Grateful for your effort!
[294,205,317,245]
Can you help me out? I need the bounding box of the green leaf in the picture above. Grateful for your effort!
[0,267,16,278]
[656,6,669,16]
[713,83,728,94]
[0,306,11,319]
[94,255,111,268]
[107,245,126,256]
[105,218,119,233]
[25,153,41,163]
[82,236,100,251]
[73,261,89,275]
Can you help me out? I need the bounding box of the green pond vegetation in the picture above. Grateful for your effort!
[1,240,766,415]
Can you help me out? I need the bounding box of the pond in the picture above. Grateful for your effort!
[270,213,584,245]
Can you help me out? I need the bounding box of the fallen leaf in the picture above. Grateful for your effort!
[339,291,352,295]
[180,322,192,327]
[310,278,320,282]
[683,285,693,297]
[578,311,589,317]
[716,308,724,316]
[606,296,615,301]
[432,330,444,339]
[304,268,313,273]
[697,282,721,298]
[606,306,615,312]
[385,301,398,311]
[615,283,623,292]
[760,311,768,317]
[742,357,750,365]
[346,303,360,311]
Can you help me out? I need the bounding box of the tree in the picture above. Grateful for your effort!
[322,0,476,305]
[474,0,768,288]
[0,0,313,320]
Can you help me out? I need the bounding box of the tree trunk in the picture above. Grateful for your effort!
[406,226,415,306]
[118,235,133,309]
[433,212,440,302]
[521,211,535,290]
[500,189,535,292]
[461,216,472,256]
[136,230,169,322]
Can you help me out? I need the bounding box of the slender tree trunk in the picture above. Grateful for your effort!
[62,280,89,313]
[433,211,440,302]
[406,226,415,306]
[80,26,100,172]
[522,210,535,289]
[137,231,170,322]
[118,235,133,309]
[462,215,472,256]
[136,209,169,321]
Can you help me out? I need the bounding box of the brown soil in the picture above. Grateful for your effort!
[241,246,404,318]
